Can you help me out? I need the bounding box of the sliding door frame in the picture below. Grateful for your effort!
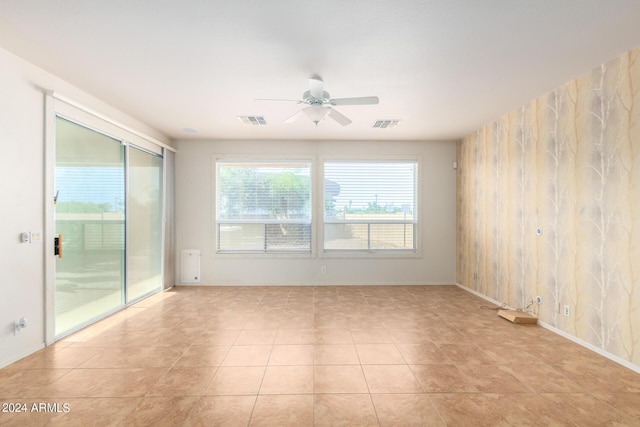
[44,93,174,345]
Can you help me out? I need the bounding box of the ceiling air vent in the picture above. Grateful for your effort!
[237,116,267,125]
[372,119,401,129]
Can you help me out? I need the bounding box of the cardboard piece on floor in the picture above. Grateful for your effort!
[498,309,538,324]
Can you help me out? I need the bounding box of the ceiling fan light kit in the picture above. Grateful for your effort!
[301,106,331,126]
[258,76,379,126]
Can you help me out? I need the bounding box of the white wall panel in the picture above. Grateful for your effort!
[175,139,457,286]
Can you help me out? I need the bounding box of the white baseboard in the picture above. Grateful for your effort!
[454,283,514,309]
[455,283,640,375]
[536,320,640,374]
[176,282,456,287]
[0,343,45,369]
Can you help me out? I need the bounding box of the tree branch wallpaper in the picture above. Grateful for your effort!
[457,46,640,367]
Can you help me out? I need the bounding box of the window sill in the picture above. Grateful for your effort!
[320,250,420,259]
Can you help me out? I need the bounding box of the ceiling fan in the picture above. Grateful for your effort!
[257,75,379,126]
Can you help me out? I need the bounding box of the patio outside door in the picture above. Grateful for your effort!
[54,117,126,336]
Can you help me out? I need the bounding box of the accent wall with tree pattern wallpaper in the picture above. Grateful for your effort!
[457,46,640,367]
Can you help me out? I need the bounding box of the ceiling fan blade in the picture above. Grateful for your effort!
[255,98,303,103]
[284,109,306,123]
[329,96,379,106]
[309,76,324,99]
[327,107,352,126]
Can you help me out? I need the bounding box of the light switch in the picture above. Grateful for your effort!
[29,231,42,243]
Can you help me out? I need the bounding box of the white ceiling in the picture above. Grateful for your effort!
[2,1,640,141]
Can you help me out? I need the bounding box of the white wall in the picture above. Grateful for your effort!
[0,46,170,368]
[175,139,457,285]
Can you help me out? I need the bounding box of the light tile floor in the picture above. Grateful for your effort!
[1,285,640,426]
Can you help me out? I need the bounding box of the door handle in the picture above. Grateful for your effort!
[54,234,62,258]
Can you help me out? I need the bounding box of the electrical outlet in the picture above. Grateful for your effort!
[564,305,570,317]
[321,266,327,274]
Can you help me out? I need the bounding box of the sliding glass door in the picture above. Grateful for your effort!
[54,117,164,337]
[54,118,125,336]
[127,147,163,302]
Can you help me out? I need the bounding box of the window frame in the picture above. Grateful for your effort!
[319,156,421,258]
[214,156,314,257]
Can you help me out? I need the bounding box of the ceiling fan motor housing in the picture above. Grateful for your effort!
[303,90,330,105]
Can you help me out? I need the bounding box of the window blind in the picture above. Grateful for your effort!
[323,160,417,251]
[216,160,312,253]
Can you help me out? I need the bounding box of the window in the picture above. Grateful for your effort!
[216,160,312,253]
[323,160,417,252]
